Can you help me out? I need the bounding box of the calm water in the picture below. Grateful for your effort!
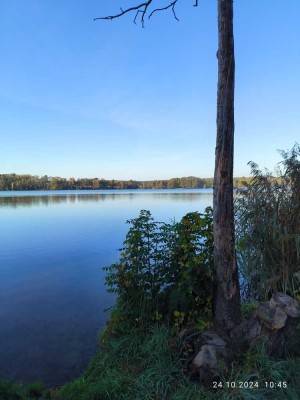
[0,189,213,386]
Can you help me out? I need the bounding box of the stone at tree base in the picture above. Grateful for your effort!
[185,331,232,386]
[181,292,300,384]
[232,292,300,357]
[269,292,300,318]
[256,302,287,329]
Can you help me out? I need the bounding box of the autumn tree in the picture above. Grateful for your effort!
[95,0,241,332]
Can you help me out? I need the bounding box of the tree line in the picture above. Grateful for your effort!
[0,173,252,191]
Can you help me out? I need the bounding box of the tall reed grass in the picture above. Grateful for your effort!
[235,144,300,301]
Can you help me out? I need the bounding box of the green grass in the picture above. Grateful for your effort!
[0,381,44,400]
[1,321,300,400]
[52,324,212,400]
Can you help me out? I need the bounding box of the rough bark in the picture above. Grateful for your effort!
[213,0,241,332]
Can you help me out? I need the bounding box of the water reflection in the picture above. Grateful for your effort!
[0,189,213,208]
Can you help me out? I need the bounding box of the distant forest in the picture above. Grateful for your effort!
[0,174,252,191]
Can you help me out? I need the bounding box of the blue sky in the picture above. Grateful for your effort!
[0,0,299,180]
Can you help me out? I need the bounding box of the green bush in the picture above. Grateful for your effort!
[103,207,214,330]
[235,144,300,301]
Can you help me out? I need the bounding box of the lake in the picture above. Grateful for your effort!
[0,189,213,387]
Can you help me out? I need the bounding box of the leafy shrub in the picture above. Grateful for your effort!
[103,207,214,330]
[235,144,300,301]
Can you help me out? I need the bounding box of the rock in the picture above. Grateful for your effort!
[233,292,300,357]
[180,292,300,384]
[200,331,226,347]
[191,345,219,383]
[188,331,232,386]
[256,303,275,329]
[270,292,300,318]
[272,307,288,329]
[178,328,196,341]
[230,317,261,350]
[256,303,287,330]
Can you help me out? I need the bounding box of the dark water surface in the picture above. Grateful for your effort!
[0,189,213,386]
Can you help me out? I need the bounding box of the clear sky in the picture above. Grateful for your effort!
[0,0,299,180]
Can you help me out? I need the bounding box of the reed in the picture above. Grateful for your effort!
[235,144,300,301]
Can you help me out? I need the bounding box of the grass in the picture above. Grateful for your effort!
[2,319,299,400]
[51,324,213,400]
[0,381,44,400]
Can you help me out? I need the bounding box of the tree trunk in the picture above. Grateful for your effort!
[213,0,241,332]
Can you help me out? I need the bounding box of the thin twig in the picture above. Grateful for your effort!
[148,1,179,21]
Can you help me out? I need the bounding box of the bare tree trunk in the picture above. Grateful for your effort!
[213,0,241,332]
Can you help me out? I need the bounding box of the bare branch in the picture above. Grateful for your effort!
[148,1,179,22]
[94,1,153,27]
[94,0,197,27]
